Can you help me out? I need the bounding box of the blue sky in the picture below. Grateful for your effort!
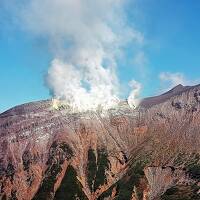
[0,0,200,112]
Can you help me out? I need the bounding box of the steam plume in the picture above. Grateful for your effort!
[15,0,144,110]
[128,80,142,108]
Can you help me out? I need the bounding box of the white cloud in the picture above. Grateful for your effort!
[5,0,144,111]
[159,72,198,92]
[159,72,186,86]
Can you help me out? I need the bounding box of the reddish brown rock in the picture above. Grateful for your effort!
[1,84,200,199]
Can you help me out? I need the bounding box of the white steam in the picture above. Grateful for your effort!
[16,0,143,111]
[128,80,142,108]
[47,59,119,110]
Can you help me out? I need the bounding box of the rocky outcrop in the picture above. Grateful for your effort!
[1,84,200,199]
[144,166,189,199]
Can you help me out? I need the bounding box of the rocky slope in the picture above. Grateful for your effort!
[1,84,200,200]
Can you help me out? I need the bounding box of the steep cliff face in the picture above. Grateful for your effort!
[1,84,200,200]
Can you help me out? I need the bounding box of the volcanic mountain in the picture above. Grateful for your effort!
[1,84,200,200]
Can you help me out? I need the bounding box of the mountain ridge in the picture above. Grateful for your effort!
[1,84,200,200]
[139,83,200,108]
[1,83,199,116]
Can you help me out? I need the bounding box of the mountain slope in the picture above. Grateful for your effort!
[1,84,200,200]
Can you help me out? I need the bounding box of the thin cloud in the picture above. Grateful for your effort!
[159,72,199,92]
[132,51,148,78]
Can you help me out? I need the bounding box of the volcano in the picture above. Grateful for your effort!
[1,84,200,200]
